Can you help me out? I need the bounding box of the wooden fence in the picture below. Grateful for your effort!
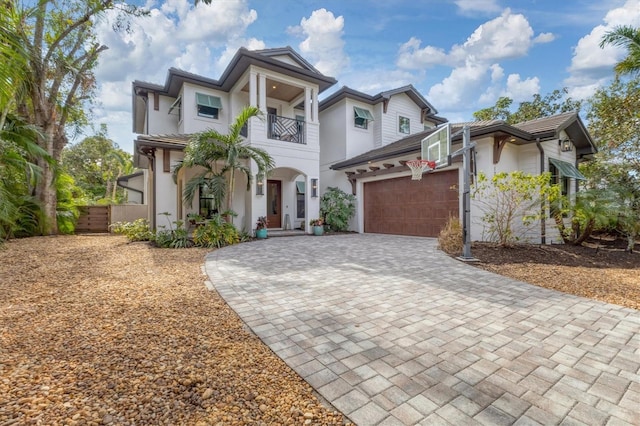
[75,204,148,233]
[76,206,110,233]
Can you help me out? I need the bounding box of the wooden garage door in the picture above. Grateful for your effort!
[364,170,459,237]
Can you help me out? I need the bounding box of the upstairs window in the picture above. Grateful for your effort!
[399,116,410,134]
[354,106,374,129]
[196,93,222,119]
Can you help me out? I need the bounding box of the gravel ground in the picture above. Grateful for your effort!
[471,240,640,310]
[0,235,348,426]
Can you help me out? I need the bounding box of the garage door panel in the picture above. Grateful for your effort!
[364,170,459,237]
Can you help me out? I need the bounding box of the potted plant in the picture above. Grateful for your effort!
[309,218,324,236]
[255,216,269,239]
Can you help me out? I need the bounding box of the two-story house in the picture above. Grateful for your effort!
[131,47,336,231]
[129,45,597,243]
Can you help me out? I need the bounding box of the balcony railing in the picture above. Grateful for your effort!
[268,114,305,144]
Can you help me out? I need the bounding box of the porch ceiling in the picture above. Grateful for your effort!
[241,78,305,104]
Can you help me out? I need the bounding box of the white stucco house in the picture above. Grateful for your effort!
[127,45,597,242]
[130,46,336,232]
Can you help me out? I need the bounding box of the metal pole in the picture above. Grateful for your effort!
[462,126,473,259]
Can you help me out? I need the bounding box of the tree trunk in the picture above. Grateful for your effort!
[35,125,58,235]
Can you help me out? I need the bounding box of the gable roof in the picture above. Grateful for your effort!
[133,46,337,99]
[132,46,337,133]
[331,112,597,170]
[320,85,439,116]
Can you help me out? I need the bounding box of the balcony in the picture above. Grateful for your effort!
[268,114,305,144]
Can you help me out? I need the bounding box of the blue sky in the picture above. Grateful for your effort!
[90,0,640,153]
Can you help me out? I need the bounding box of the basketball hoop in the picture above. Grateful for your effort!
[406,159,436,180]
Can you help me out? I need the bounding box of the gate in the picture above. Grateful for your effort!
[76,206,110,233]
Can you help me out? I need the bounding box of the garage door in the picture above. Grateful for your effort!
[364,170,459,237]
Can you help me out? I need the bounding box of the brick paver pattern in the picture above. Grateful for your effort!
[205,234,640,425]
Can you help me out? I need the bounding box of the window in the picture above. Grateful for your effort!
[196,93,222,119]
[549,161,569,218]
[296,181,305,219]
[199,183,217,219]
[399,116,410,134]
[354,107,374,129]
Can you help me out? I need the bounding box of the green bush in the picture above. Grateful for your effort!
[110,218,153,242]
[320,187,356,232]
[153,216,193,248]
[192,216,240,248]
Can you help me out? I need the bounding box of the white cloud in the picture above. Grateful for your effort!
[504,74,540,101]
[396,37,449,69]
[428,59,490,109]
[454,0,501,15]
[449,9,535,65]
[397,9,538,70]
[565,0,640,98]
[533,32,555,44]
[400,9,544,110]
[478,66,539,105]
[288,8,349,77]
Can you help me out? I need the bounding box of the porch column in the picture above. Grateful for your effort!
[305,87,312,123]
[312,88,319,123]
[249,71,258,108]
[258,74,267,114]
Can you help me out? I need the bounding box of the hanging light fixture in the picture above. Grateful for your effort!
[559,139,572,152]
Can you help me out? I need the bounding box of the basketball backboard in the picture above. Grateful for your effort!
[422,123,451,168]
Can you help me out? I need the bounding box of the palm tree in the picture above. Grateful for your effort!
[600,25,640,76]
[0,114,50,240]
[180,106,275,222]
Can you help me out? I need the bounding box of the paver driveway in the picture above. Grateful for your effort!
[205,234,640,425]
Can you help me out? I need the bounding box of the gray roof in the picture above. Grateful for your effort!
[331,112,597,170]
[320,85,439,116]
[133,46,337,98]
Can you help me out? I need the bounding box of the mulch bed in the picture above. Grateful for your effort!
[469,236,640,310]
[0,235,347,425]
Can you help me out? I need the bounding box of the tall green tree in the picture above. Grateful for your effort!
[584,77,640,250]
[473,89,581,124]
[62,127,133,204]
[179,106,275,222]
[600,25,640,76]
[5,0,146,234]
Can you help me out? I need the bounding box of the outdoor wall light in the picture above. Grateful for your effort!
[311,178,318,198]
[256,176,264,195]
[559,139,573,152]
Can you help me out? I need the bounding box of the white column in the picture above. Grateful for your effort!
[305,87,312,123]
[312,88,319,123]
[249,71,258,107]
[258,74,267,114]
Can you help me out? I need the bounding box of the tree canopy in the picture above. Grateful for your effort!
[62,126,133,204]
[600,25,640,76]
[2,0,146,234]
[473,89,582,124]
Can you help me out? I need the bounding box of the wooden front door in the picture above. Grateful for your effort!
[267,180,281,229]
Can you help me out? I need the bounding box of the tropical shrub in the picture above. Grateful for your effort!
[110,218,153,242]
[471,171,560,246]
[320,187,356,232]
[192,215,240,248]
